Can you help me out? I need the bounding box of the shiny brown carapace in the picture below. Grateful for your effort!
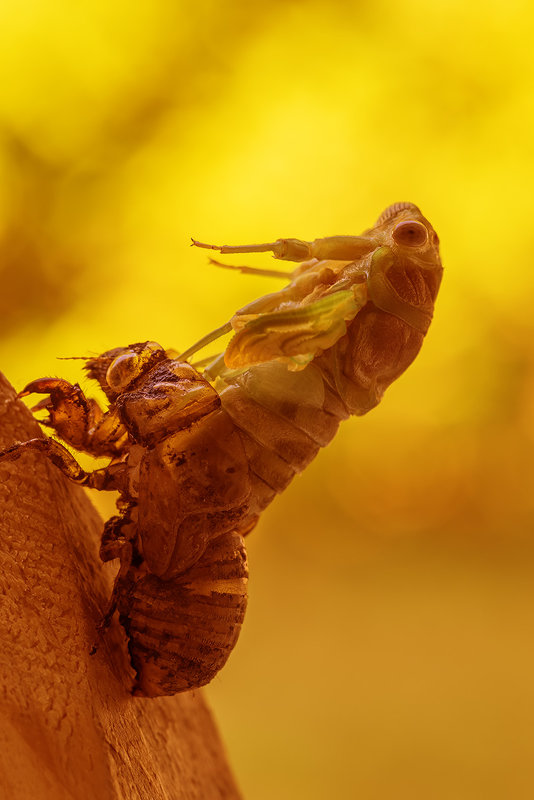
[0,203,442,696]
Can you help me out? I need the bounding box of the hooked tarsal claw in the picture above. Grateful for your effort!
[29,396,55,426]
[0,442,24,463]
[30,397,53,413]
[18,377,73,400]
[15,377,94,451]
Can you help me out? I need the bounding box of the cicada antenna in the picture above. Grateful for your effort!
[56,355,100,360]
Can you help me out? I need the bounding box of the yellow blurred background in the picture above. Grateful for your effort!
[1,1,534,797]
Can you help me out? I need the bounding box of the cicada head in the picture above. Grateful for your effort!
[85,341,167,400]
[372,202,441,272]
[329,203,443,415]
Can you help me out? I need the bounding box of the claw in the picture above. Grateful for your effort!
[30,397,53,413]
[0,437,89,481]
[15,377,92,450]
[18,377,73,400]
[0,442,25,463]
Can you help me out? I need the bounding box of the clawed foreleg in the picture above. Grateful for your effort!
[19,378,127,457]
[0,436,127,491]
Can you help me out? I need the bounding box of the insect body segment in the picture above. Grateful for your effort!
[0,203,442,696]
[121,530,248,697]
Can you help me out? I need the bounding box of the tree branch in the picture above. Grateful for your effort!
[0,373,241,800]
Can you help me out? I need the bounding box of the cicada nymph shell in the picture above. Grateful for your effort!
[120,531,248,697]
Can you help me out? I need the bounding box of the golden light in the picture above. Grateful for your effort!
[1,1,533,797]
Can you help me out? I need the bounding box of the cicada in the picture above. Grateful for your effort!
[0,202,442,696]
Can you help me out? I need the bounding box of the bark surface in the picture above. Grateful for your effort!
[0,373,242,800]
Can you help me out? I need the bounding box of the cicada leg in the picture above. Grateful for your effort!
[207,257,293,279]
[0,437,127,491]
[192,234,375,262]
[96,540,135,634]
[91,501,140,648]
[20,378,128,457]
[90,548,133,653]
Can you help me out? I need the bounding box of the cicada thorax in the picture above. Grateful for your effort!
[119,530,248,697]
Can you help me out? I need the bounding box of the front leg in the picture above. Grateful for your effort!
[21,378,127,458]
[0,437,127,491]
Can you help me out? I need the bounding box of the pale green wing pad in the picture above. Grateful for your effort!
[225,286,367,371]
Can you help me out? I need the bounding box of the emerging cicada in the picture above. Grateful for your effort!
[0,203,442,696]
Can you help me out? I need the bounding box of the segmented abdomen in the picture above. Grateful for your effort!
[120,531,248,696]
[219,361,345,518]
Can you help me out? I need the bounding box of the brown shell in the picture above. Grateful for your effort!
[137,408,252,578]
[118,531,248,697]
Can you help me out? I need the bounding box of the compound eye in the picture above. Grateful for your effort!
[106,352,142,393]
[392,220,428,247]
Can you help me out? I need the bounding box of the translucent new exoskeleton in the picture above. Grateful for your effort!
[0,203,442,696]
